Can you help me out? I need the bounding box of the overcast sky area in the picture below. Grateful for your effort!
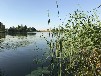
[0,0,101,30]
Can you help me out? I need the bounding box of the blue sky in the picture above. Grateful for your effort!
[0,0,101,30]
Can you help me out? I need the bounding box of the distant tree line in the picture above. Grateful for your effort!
[0,22,5,32]
[8,24,36,33]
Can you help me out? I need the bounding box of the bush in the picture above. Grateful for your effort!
[50,9,101,76]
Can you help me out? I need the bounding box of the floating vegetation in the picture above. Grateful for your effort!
[25,67,50,76]
[0,34,36,50]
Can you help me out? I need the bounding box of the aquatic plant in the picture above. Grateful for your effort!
[27,1,101,76]
[60,9,101,76]
[25,67,50,76]
[47,1,101,76]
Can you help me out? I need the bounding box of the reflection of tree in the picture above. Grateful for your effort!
[8,32,27,36]
[27,32,36,35]
[0,33,5,39]
[8,32,36,36]
[0,34,36,50]
[0,33,5,50]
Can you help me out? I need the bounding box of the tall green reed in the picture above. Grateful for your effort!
[47,1,101,76]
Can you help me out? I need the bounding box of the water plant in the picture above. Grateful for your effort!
[60,9,101,76]
[27,1,101,76]
[47,1,101,76]
[26,67,50,76]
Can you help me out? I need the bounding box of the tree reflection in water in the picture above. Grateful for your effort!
[0,32,36,50]
[0,33,5,39]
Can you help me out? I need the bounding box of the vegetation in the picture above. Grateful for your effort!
[48,9,101,76]
[51,27,63,31]
[26,67,50,76]
[8,24,36,33]
[0,22,5,32]
[1,1,101,76]
[0,33,5,39]
[45,1,101,76]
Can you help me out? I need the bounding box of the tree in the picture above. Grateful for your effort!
[0,22,5,32]
[8,25,37,33]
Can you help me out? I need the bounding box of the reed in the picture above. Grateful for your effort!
[47,1,101,76]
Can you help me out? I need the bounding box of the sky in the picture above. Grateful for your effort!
[0,0,101,30]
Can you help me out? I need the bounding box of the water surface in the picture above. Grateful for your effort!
[0,32,51,76]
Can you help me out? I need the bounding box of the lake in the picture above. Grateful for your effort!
[0,32,52,76]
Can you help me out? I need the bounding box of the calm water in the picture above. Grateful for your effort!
[0,32,52,76]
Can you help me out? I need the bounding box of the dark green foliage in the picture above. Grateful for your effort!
[0,22,5,32]
[0,33,5,39]
[57,10,101,75]
[49,9,101,76]
[8,24,36,33]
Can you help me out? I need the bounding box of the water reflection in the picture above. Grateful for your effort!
[0,32,36,50]
[27,32,36,35]
[7,32,36,36]
[8,32,27,36]
[0,33,5,47]
[0,32,50,76]
[0,33,5,39]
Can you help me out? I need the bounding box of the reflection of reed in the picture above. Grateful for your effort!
[0,33,5,39]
